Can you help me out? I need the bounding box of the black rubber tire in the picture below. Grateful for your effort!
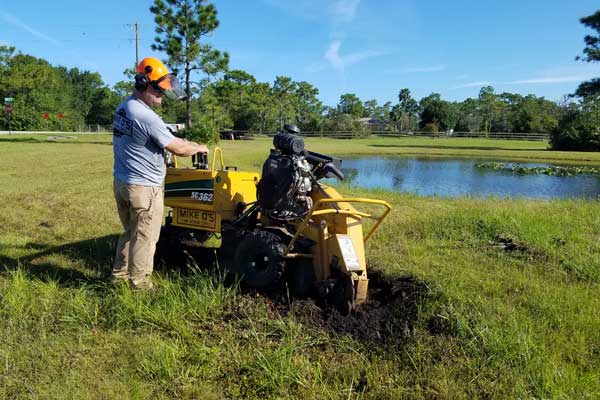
[154,225,188,268]
[233,230,286,290]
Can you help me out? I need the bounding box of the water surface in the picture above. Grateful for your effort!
[334,156,600,199]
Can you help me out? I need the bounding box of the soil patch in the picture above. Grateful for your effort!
[158,247,432,348]
[284,269,431,348]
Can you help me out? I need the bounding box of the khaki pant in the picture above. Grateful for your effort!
[112,178,164,288]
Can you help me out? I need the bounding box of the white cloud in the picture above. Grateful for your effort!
[451,72,597,90]
[530,64,599,79]
[325,40,344,71]
[324,39,383,74]
[451,81,493,89]
[264,0,368,80]
[0,11,99,70]
[505,75,597,85]
[0,11,63,47]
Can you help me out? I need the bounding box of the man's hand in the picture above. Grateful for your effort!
[195,143,209,154]
[166,137,209,157]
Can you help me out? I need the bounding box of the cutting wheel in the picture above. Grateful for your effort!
[329,274,356,315]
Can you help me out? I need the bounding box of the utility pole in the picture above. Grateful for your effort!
[127,22,140,66]
[135,21,139,66]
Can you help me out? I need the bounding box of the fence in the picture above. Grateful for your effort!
[223,130,550,141]
[78,124,113,133]
[0,127,550,141]
[375,131,549,141]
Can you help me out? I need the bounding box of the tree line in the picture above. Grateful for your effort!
[0,46,121,131]
[0,3,598,151]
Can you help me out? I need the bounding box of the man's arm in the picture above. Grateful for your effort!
[165,137,209,156]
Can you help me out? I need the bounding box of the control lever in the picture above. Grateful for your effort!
[192,152,209,170]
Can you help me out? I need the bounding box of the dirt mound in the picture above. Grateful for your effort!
[285,269,431,348]
[159,248,433,348]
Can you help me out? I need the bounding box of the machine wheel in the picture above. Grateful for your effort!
[155,225,188,268]
[234,231,286,290]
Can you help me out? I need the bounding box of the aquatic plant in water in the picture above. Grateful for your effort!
[476,162,600,176]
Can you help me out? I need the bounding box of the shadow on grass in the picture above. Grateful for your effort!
[0,233,221,288]
[0,137,45,143]
[368,144,548,152]
[0,234,118,287]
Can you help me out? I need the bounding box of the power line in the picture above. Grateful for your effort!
[18,37,149,42]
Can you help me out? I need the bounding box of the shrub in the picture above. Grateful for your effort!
[550,95,600,151]
[423,122,439,133]
[180,117,220,144]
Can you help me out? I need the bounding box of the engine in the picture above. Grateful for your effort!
[257,133,313,220]
[257,126,344,221]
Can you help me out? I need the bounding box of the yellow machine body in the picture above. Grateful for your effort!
[282,185,390,305]
[164,148,260,232]
[161,147,391,311]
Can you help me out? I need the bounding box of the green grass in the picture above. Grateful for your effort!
[0,133,599,399]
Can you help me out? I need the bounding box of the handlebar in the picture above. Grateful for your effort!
[284,197,392,255]
[192,152,209,169]
[183,147,223,171]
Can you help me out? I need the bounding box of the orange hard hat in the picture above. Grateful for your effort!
[136,57,170,82]
[135,57,187,101]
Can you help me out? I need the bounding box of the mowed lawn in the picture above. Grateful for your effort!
[0,134,599,399]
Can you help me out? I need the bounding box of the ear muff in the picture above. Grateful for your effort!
[134,73,149,91]
[134,65,157,91]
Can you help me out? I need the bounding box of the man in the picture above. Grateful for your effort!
[110,57,208,290]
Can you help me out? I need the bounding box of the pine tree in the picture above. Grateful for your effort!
[150,0,229,128]
[575,10,600,98]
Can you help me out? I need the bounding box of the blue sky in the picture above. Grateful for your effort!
[1,0,599,106]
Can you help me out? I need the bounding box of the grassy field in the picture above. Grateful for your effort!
[0,134,599,399]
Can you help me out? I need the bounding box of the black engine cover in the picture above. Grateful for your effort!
[257,152,295,210]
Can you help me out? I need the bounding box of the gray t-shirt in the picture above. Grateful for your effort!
[112,96,175,186]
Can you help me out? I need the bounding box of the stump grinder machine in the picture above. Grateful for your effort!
[157,126,391,314]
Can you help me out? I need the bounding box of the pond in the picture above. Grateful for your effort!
[332,156,600,199]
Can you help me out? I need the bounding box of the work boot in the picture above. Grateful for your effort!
[129,278,155,291]
[108,272,129,285]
